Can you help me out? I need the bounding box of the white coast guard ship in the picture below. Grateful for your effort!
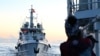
[67,0,100,56]
[15,7,49,56]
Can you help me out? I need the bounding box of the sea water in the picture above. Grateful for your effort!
[0,43,60,56]
[0,43,16,56]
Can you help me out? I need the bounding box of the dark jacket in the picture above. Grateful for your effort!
[60,38,92,56]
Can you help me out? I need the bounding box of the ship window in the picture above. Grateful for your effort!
[43,45,48,51]
[25,35,29,40]
[29,29,36,33]
[98,0,100,8]
[22,29,28,35]
[43,33,45,35]
[20,45,23,50]
[79,0,89,11]
[33,36,37,40]
[38,30,42,33]
[33,30,36,33]
[37,23,41,28]
[29,29,31,32]
[71,0,93,12]
[19,36,22,40]
[24,44,27,49]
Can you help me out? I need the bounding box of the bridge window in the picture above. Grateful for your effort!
[98,0,100,8]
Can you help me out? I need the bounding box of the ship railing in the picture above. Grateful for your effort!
[67,0,100,14]
[72,1,100,11]
[17,38,48,44]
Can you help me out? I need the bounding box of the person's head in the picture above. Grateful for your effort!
[67,15,77,26]
[65,15,77,37]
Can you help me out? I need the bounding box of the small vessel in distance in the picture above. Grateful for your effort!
[15,7,49,56]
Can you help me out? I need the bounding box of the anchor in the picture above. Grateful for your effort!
[34,48,39,54]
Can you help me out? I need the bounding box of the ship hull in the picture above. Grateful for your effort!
[16,42,48,56]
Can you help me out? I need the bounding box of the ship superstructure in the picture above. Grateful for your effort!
[67,0,100,56]
[16,7,49,56]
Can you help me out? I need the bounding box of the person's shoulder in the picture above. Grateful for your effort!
[60,41,69,47]
[60,41,67,45]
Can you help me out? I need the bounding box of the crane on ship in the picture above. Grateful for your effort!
[67,0,100,56]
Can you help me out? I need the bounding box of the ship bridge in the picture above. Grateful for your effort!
[67,0,100,56]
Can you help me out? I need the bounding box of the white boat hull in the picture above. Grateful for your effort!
[17,42,48,56]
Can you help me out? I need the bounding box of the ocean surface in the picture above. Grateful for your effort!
[0,43,60,56]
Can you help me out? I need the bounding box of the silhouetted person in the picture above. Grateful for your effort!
[60,15,92,56]
[60,15,80,56]
[60,30,92,56]
[65,15,79,37]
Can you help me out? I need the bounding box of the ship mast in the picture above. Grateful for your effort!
[30,6,35,28]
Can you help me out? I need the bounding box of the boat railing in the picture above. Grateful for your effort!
[72,1,100,11]
[17,39,49,45]
[67,0,100,14]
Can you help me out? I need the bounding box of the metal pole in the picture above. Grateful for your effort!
[95,30,99,56]
[30,8,34,28]
[94,17,100,56]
